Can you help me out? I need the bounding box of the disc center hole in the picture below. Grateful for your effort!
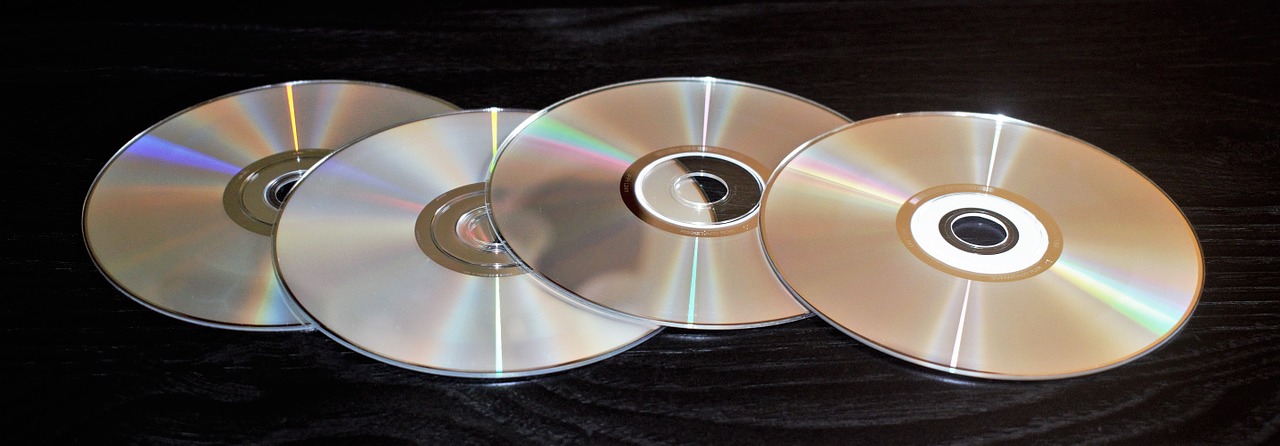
[940,208,1018,254]
[673,172,730,208]
[265,170,306,209]
[456,206,503,253]
[953,214,1006,247]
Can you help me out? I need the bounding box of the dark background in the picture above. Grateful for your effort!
[6,1,1277,444]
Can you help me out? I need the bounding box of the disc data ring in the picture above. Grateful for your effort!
[486,77,852,329]
[83,80,460,330]
[760,112,1203,380]
[274,109,660,378]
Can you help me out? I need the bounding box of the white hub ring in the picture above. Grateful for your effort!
[909,192,1050,275]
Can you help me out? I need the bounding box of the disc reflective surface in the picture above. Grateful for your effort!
[761,112,1203,380]
[274,109,660,378]
[487,77,851,329]
[83,80,460,330]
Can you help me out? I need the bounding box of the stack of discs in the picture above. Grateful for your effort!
[83,78,1203,381]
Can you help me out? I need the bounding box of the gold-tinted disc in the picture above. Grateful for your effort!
[761,112,1203,380]
[274,109,660,377]
[83,80,460,330]
[486,77,852,329]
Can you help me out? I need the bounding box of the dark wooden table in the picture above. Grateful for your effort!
[7,2,1277,444]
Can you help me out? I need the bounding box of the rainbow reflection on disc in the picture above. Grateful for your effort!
[761,112,1203,380]
[83,80,460,330]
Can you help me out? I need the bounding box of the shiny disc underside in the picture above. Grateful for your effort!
[83,80,460,330]
[487,77,851,329]
[274,109,660,378]
[761,112,1203,380]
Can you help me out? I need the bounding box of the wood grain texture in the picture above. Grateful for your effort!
[4,1,1277,444]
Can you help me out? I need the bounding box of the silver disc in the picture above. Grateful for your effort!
[761,112,1203,380]
[486,77,852,329]
[83,80,460,330]
[274,109,661,377]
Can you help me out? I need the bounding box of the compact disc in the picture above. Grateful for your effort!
[83,80,460,331]
[273,109,661,377]
[760,112,1203,380]
[486,77,852,329]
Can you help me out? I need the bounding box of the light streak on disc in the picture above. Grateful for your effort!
[287,84,300,155]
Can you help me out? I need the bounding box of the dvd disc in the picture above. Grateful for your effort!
[486,77,852,329]
[273,109,661,377]
[83,80,460,330]
[760,112,1203,380]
